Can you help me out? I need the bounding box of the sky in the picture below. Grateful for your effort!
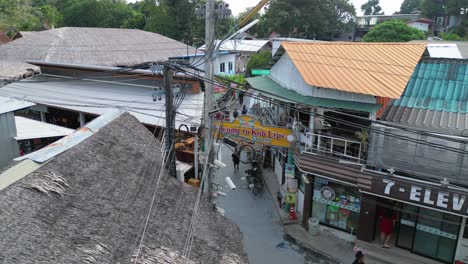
[127,1,405,16]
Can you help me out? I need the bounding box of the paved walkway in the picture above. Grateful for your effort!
[213,145,336,264]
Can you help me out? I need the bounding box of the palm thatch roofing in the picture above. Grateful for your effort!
[0,61,39,83]
[0,27,196,81]
[0,112,246,264]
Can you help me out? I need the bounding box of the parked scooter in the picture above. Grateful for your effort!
[245,160,263,195]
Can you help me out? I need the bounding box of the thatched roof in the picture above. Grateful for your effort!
[0,27,196,81]
[0,113,246,264]
[0,61,40,83]
[0,27,196,66]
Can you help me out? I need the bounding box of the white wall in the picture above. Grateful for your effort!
[408,22,430,31]
[194,53,237,76]
[269,53,376,104]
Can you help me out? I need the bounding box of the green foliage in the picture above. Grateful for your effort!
[363,20,426,42]
[247,50,272,74]
[39,5,62,28]
[253,0,356,40]
[399,0,422,14]
[361,0,383,15]
[440,32,462,40]
[220,74,246,85]
[421,0,446,18]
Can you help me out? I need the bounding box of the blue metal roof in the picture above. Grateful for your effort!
[394,59,468,113]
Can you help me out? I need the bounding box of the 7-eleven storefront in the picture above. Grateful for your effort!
[358,173,468,264]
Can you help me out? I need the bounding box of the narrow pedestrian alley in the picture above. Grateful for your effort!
[213,145,337,264]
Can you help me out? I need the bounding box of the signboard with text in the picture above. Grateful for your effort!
[214,115,293,148]
[370,176,468,216]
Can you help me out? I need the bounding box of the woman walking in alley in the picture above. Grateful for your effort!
[232,148,240,173]
[379,206,397,248]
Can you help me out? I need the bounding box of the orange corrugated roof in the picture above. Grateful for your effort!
[281,42,426,99]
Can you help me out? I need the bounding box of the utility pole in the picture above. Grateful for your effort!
[164,65,176,178]
[203,0,215,197]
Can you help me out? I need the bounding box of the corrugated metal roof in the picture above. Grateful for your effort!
[0,159,44,191]
[15,109,123,163]
[381,105,468,136]
[14,116,75,140]
[200,39,269,52]
[246,76,380,113]
[0,96,35,114]
[394,59,468,113]
[0,75,203,128]
[281,42,427,99]
[427,44,463,59]
[380,58,468,136]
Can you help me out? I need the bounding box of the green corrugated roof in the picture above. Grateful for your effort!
[246,76,381,113]
[0,159,43,191]
[394,59,468,113]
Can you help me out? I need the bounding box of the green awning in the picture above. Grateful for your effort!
[246,76,381,113]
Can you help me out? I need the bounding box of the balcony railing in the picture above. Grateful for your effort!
[298,131,362,162]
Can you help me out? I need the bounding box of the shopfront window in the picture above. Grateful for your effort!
[311,177,361,234]
[412,208,461,263]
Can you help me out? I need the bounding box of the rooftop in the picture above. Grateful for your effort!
[200,39,269,53]
[0,27,197,80]
[0,74,203,128]
[381,58,468,136]
[279,42,427,98]
[0,111,246,263]
[14,116,75,140]
[0,96,35,114]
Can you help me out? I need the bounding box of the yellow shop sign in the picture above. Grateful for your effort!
[214,115,293,148]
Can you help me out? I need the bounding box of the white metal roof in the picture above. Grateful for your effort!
[14,116,75,140]
[0,96,35,115]
[200,39,269,53]
[0,75,203,128]
[427,43,463,59]
[16,109,123,163]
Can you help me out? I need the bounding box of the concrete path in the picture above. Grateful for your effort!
[213,145,336,264]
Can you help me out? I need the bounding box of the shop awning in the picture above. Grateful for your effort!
[246,76,381,113]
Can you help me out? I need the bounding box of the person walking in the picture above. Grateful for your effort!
[232,148,240,173]
[241,105,248,115]
[379,207,397,248]
[238,91,244,105]
[233,108,239,119]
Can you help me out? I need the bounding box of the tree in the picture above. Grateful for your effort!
[257,0,356,40]
[421,0,446,18]
[39,5,62,28]
[400,0,422,14]
[363,20,426,42]
[247,50,272,74]
[440,32,462,40]
[361,0,384,15]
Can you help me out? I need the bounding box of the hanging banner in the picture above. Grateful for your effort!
[214,115,293,148]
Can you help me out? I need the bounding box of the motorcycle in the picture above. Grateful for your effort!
[245,161,263,195]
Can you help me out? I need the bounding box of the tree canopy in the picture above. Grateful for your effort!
[362,20,426,42]
[399,0,422,14]
[251,0,356,40]
[361,0,384,15]
[246,50,272,74]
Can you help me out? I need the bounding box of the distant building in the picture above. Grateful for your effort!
[199,39,270,74]
[354,14,421,41]
[406,19,433,31]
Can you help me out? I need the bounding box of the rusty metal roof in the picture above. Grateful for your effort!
[281,42,427,99]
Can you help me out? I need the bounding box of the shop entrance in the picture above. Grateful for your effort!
[373,198,399,248]
[372,199,462,263]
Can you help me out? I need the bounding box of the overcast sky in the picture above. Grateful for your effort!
[127,0,404,16]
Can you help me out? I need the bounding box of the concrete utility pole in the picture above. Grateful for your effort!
[204,0,215,197]
[164,65,176,178]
